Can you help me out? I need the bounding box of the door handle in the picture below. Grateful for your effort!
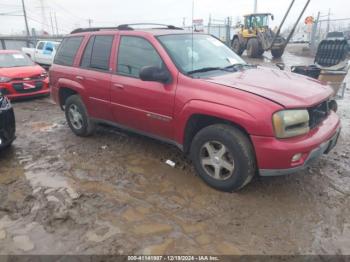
[76,76,84,80]
[113,83,124,89]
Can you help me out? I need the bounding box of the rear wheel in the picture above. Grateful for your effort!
[65,95,95,137]
[246,38,260,58]
[190,124,256,192]
[232,37,244,56]
[271,48,284,58]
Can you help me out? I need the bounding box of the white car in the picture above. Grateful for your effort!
[22,40,60,67]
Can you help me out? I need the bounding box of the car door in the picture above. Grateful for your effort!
[76,35,114,121]
[40,42,55,65]
[34,41,45,64]
[111,35,176,140]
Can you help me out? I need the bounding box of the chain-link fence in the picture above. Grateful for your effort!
[184,17,234,46]
[310,17,350,53]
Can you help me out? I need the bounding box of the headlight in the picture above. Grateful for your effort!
[272,110,310,138]
[40,71,48,78]
[0,96,11,111]
[0,76,11,83]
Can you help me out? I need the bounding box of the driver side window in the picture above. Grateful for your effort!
[117,36,163,78]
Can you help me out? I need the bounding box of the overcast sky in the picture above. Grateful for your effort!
[0,0,348,35]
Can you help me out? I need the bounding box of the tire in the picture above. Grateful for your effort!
[65,95,95,137]
[232,37,244,56]
[246,38,260,58]
[190,124,256,192]
[0,142,13,151]
[257,45,265,57]
[271,48,284,58]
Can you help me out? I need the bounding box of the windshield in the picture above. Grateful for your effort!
[0,53,34,68]
[157,34,246,75]
[246,15,269,28]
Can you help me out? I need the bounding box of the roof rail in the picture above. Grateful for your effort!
[70,27,120,34]
[117,23,183,30]
[70,23,183,34]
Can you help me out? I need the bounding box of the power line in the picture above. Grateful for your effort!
[21,0,30,37]
[26,15,69,33]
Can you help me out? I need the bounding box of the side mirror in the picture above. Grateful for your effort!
[276,63,285,70]
[271,15,275,21]
[139,66,171,83]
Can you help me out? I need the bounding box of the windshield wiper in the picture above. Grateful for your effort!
[223,63,256,70]
[187,64,256,75]
[187,67,223,75]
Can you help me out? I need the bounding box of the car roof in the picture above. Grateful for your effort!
[69,25,204,37]
[69,29,206,39]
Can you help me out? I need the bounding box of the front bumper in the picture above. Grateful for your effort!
[0,107,16,150]
[0,78,50,101]
[251,111,341,176]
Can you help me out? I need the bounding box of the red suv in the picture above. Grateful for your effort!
[50,25,341,191]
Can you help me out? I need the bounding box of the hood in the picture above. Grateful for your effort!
[0,65,45,79]
[206,67,333,108]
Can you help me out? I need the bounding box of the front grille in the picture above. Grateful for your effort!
[12,81,43,93]
[308,100,330,129]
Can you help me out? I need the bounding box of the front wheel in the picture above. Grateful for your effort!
[271,48,284,58]
[65,95,95,137]
[190,124,256,192]
[232,37,244,56]
[246,38,260,58]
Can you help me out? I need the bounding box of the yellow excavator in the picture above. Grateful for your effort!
[231,0,311,58]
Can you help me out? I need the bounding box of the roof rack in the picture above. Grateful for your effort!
[70,23,183,34]
[117,23,183,30]
[70,27,119,34]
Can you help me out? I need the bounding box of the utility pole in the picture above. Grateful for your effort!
[254,0,258,13]
[88,18,93,28]
[310,12,320,53]
[54,12,59,35]
[50,12,55,35]
[326,8,331,33]
[21,0,30,37]
[39,0,48,33]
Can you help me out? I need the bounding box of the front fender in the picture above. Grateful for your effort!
[174,100,258,145]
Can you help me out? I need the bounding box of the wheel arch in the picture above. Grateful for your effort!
[182,113,253,154]
[177,100,258,153]
[57,78,85,110]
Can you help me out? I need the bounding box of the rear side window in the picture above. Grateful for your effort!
[117,36,162,78]
[54,36,83,66]
[80,35,114,71]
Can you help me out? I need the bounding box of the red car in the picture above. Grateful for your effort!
[0,50,49,100]
[50,25,341,192]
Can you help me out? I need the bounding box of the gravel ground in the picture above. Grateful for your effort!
[0,45,349,255]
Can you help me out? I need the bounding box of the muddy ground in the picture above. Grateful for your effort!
[0,45,349,255]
